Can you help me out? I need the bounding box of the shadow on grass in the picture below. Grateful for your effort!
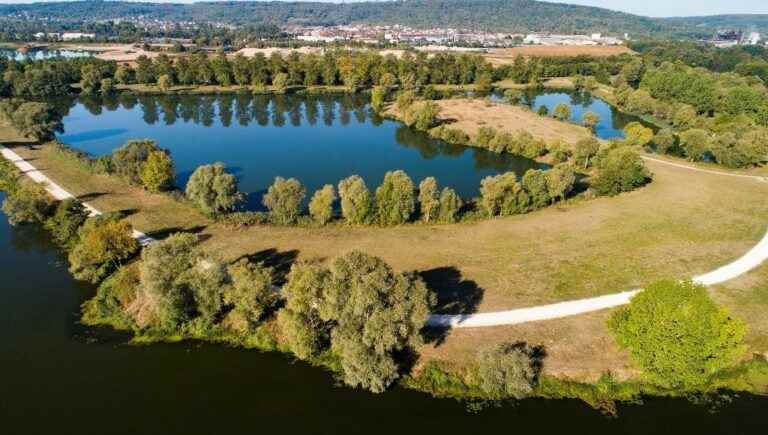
[77,191,110,202]
[145,225,208,241]
[419,266,484,347]
[237,248,299,285]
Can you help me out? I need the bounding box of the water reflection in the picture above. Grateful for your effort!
[0,47,93,61]
[57,93,545,205]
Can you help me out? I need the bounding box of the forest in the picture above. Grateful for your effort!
[1,0,763,37]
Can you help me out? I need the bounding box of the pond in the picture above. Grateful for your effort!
[1,193,767,434]
[0,47,93,61]
[56,93,545,208]
[493,89,650,140]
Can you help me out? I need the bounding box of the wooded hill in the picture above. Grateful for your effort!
[0,0,765,37]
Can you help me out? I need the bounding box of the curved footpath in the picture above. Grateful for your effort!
[2,145,767,328]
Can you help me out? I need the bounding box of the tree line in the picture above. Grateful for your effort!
[613,58,768,168]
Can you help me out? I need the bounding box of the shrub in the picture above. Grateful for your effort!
[219,211,269,229]
[11,102,62,141]
[418,177,440,223]
[504,89,523,104]
[371,86,386,112]
[134,232,199,330]
[111,139,161,185]
[582,111,600,130]
[0,158,19,193]
[395,90,415,112]
[592,146,650,196]
[157,74,173,91]
[679,129,712,161]
[272,72,289,91]
[653,129,677,155]
[537,105,549,116]
[545,163,576,202]
[68,215,140,284]
[436,126,470,145]
[44,198,89,248]
[553,103,572,121]
[437,187,462,223]
[224,259,277,332]
[338,175,373,225]
[574,137,600,169]
[475,126,497,148]
[474,343,538,400]
[421,84,438,100]
[276,263,331,360]
[521,169,550,209]
[185,163,243,217]
[547,140,572,164]
[308,184,336,225]
[406,101,441,131]
[1,182,54,226]
[100,78,116,95]
[609,280,746,390]
[139,150,175,192]
[623,122,654,148]
[375,170,415,226]
[479,172,530,217]
[263,177,306,225]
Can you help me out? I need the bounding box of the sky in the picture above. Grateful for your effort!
[0,0,766,19]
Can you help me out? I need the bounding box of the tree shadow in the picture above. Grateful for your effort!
[145,225,207,241]
[419,266,484,347]
[237,248,299,285]
[77,191,110,202]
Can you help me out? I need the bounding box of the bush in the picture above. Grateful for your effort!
[276,263,331,360]
[574,137,600,169]
[592,147,650,196]
[545,163,576,202]
[111,139,161,185]
[435,126,470,145]
[521,169,550,209]
[308,184,336,225]
[437,187,462,224]
[371,86,386,112]
[219,211,269,229]
[653,129,677,155]
[479,172,530,217]
[504,89,523,104]
[338,175,373,225]
[224,259,277,332]
[405,101,441,131]
[375,170,415,226]
[553,103,572,121]
[44,198,89,248]
[418,177,440,223]
[185,163,243,217]
[139,150,175,192]
[68,215,140,284]
[1,182,54,226]
[395,90,415,112]
[11,102,62,141]
[582,111,600,130]
[678,129,712,162]
[475,126,497,148]
[609,280,746,390]
[0,158,19,193]
[623,122,654,148]
[263,177,306,225]
[474,343,539,400]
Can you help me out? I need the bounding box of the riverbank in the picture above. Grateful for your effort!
[4,116,768,387]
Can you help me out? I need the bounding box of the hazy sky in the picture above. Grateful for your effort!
[0,0,765,19]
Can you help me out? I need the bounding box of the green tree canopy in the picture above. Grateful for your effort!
[185,162,243,217]
[609,280,746,390]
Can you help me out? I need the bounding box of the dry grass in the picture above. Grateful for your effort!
[485,45,634,66]
[4,121,768,382]
[494,77,576,90]
[421,98,592,144]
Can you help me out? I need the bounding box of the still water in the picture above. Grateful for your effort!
[56,93,544,207]
[0,47,93,61]
[494,89,649,140]
[1,192,766,434]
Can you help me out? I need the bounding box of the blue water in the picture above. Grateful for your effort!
[57,93,545,206]
[494,90,647,140]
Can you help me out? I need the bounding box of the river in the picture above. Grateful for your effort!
[1,191,766,434]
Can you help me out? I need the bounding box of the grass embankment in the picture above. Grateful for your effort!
[3,119,768,385]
